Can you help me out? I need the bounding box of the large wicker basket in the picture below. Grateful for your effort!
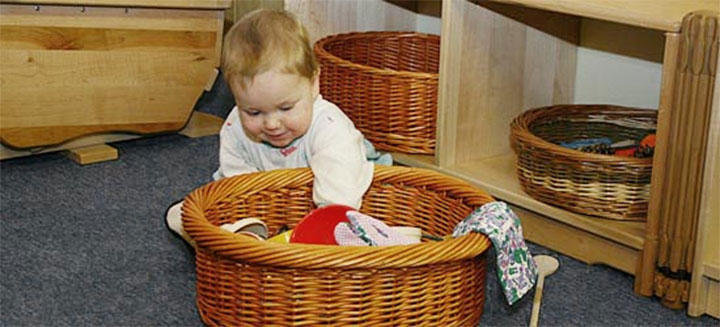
[314,31,439,154]
[510,105,656,220]
[182,166,493,326]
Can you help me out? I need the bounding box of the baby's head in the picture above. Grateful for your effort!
[222,9,319,148]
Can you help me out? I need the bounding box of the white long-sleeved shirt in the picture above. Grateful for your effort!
[212,95,373,209]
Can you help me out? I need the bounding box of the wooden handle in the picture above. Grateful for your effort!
[529,274,546,327]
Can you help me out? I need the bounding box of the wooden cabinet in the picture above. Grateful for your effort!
[390,0,718,317]
[0,0,231,162]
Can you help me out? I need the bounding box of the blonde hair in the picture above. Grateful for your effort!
[222,9,318,88]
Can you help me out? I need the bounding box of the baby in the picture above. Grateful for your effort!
[166,9,383,242]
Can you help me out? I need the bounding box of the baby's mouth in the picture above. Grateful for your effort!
[266,131,288,141]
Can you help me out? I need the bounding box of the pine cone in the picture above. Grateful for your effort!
[634,145,655,158]
[579,143,615,155]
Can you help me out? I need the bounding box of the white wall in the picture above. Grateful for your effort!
[573,47,662,109]
[416,13,442,36]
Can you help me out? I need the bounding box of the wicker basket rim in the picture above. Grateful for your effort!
[314,31,440,79]
[510,104,656,164]
[182,166,492,269]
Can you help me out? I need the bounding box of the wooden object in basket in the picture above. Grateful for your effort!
[0,0,228,149]
[636,12,720,310]
[182,166,493,326]
[315,31,439,154]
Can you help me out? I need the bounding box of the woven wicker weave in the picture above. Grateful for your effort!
[510,105,656,220]
[314,32,439,154]
[182,166,493,326]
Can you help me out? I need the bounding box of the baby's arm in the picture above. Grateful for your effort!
[213,109,259,180]
[309,120,373,209]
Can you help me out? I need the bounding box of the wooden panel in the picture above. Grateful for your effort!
[700,50,720,281]
[286,0,416,44]
[512,205,640,275]
[0,0,232,9]
[0,4,223,31]
[0,25,217,51]
[285,0,328,45]
[0,3,224,148]
[486,0,720,32]
[435,0,463,167]
[379,0,441,18]
[635,12,719,309]
[688,50,720,318]
[635,33,681,296]
[2,123,185,148]
[580,18,666,63]
[474,1,580,44]
[225,0,283,26]
[707,280,720,318]
[0,111,220,160]
[439,1,577,165]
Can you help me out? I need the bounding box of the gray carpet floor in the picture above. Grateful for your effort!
[1,131,718,326]
[2,78,719,326]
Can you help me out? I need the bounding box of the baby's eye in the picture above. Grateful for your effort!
[279,106,293,112]
[244,110,261,116]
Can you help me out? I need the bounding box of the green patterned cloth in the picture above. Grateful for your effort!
[453,201,538,305]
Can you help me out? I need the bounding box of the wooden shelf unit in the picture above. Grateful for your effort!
[400,0,718,316]
[421,0,647,274]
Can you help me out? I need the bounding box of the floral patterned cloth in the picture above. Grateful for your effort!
[452,201,538,305]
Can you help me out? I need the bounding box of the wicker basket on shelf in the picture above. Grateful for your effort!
[182,165,493,326]
[510,105,657,220]
[314,31,439,154]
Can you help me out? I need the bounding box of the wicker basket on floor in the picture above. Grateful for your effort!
[510,105,656,220]
[182,166,493,326]
[314,31,439,154]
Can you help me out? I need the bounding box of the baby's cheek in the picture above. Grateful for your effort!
[241,121,262,141]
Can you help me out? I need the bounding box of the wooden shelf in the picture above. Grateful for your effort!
[0,0,232,9]
[393,152,645,248]
[393,152,646,273]
[484,0,719,32]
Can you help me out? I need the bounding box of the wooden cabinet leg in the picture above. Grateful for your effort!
[63,144,118,165]
[179,111,225,139]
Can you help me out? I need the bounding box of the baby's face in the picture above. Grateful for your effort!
[230,70,318,148]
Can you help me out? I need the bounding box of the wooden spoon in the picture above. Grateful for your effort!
[529,255,560,327]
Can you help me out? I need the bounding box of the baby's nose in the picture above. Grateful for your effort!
[264,116,281,129]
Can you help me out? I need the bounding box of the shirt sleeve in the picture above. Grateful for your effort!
[213,109,259,181]
[309,117,373,209]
